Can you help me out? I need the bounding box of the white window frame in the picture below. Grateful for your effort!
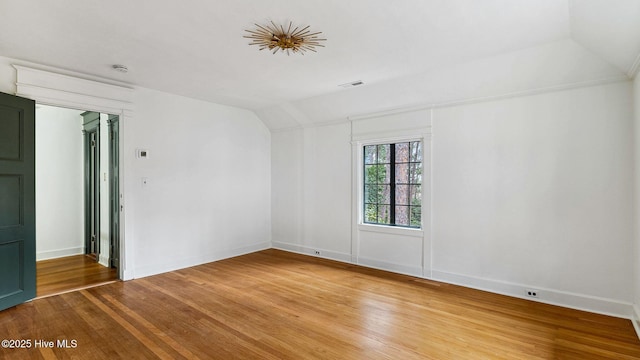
[352,133,431,238]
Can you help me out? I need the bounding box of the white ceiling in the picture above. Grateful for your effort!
[0,0,638,129]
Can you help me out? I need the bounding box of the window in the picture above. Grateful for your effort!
[363,141,422,228]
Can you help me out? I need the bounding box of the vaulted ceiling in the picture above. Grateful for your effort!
[0,0,639,130]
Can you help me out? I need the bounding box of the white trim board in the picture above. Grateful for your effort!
[14,65,133,109]
[98,253,110,268]
[431,270,633,319]
[272,242,352,263]
[357,256,423,278]
[36,247,84,261]
[633,305,640,340]
[272,242,422,277]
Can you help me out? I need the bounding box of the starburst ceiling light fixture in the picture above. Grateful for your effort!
[244,21,326,55]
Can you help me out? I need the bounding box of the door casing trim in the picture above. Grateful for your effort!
[15,65,135,280]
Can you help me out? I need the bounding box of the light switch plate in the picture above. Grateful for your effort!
[136,149,149,159]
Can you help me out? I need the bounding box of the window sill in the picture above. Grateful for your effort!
[358,223,424,238]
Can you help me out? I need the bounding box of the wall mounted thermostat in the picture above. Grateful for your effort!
[136,149,149,159]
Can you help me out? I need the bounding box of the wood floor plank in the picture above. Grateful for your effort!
[1,249,639,359]
[36,255,118,298]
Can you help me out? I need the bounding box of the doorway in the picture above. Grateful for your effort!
[35,105,120,297]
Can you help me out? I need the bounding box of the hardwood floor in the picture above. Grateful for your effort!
[36,254,118,298]
[2,249,639,359]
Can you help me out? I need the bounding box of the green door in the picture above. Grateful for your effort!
[0,92,36,311]
[108,115,119,269]
[82,112,100,260]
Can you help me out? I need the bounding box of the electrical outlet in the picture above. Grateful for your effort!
[525,289,539,298]
[314,250,321,255]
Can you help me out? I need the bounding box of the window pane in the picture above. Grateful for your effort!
[396,205,409,226]
[395,143,409,163]
[381,164,391,184]
[380,185,391,205]
[364,185,378,204]
[378,205,390,224]
[364,165,378,184]
[409,163,422,184]
[364,203,377,223]
[364,145,377,164]
[395,163,409,184]
[410,141,422,162]
[395,185,409,205]
[410,185,421,206]
[378,144,390,163]
[363,141,423,228]
[410,206,421,227]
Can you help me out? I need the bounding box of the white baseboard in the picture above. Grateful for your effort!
[134,241,271,279]
[98,253,110,267]
[272,243,421,277]
[357,256,423,277]
[431,269,633,319]
[633,305,640,339]
[272,241,352,263]
[36,246,84,261]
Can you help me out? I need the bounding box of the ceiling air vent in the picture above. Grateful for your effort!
[339,80,364,88]
[112,64,129,73]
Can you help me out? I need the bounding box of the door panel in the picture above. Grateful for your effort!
[82,112,100,260]
[89,132,97,254]
[108,116,119,269]
[0,92,35,311]
[0,106,22,160]
[0,175,22,227]
[0,242,22,295]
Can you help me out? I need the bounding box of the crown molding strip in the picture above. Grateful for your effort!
[14,65,134,113]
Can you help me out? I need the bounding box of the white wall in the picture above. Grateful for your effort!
[272,123,352,261]
[0,56,16,94]
[272,81,635,317]
[302,124,352,257]
[271,129,304,252]
[432,82,634,315]
[35,105,84,260]
[127,87,271,277]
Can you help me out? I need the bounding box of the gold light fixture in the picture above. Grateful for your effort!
[244,21,326,55]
